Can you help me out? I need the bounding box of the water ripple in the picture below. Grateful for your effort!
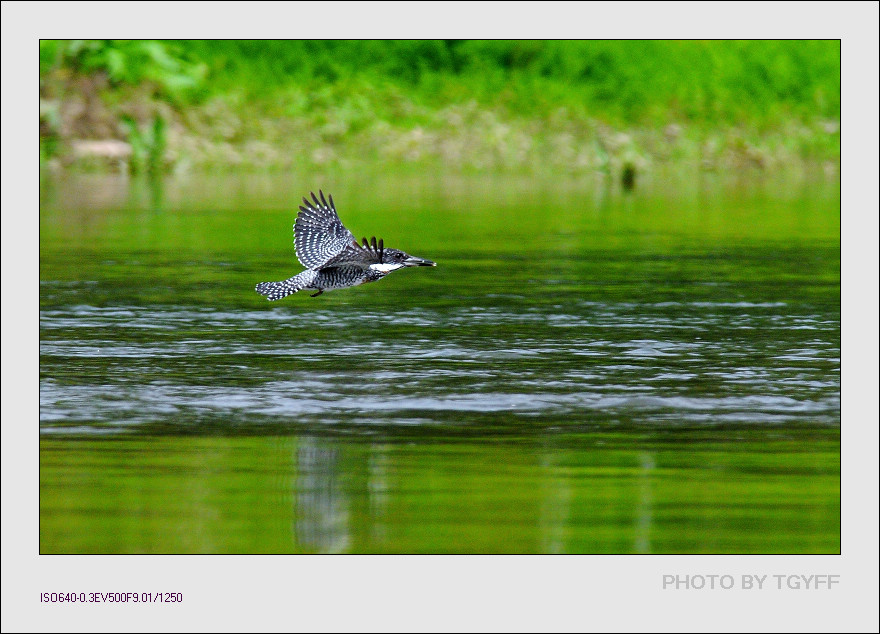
[40,301,840,434]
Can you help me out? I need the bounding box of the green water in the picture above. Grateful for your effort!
[39,170,840,553]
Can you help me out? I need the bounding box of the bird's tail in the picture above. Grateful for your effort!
[255,270,316,301]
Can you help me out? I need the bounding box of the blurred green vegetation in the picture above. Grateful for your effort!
[39,40,840,175]
[180,40,839,123]
[40,40,207,100]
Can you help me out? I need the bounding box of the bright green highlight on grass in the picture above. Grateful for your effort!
[40,40,840,172]
[40,40,840,124]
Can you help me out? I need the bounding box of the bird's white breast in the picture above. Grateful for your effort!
[369,263,404,273]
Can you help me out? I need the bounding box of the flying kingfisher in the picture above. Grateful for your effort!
[255,190,436,300]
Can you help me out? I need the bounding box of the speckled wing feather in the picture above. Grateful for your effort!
[319,235,383,268]
[294,191,356,269]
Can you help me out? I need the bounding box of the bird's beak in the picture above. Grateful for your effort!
[403,255,436,267]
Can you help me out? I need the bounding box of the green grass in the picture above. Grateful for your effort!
[39,40,841,173]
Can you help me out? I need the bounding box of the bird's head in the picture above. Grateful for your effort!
[383,248,436,268]
[367,247,436,274]
[360,236,436,273]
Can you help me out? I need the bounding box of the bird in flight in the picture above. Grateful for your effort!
[255,190,436,300]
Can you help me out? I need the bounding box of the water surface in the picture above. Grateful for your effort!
[39,171,840,553]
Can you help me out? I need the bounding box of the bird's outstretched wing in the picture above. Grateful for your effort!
[355,236,384,264]
[294,191,356,269]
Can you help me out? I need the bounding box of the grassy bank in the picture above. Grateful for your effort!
[39,40,840,177]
